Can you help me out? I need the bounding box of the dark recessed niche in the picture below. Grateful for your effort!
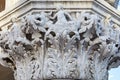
[0,0,5,12]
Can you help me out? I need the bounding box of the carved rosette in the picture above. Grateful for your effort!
[0,6,120,80]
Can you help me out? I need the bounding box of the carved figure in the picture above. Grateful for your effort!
[49,5,73,24]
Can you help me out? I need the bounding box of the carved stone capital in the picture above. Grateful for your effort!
[0,6,120,80]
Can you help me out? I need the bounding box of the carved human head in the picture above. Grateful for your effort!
[56,4,63,11]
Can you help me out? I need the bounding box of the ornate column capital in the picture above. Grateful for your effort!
[0,5,120,80]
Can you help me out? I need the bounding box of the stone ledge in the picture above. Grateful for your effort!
[0,0,120,29]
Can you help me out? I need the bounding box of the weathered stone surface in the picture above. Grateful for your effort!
[0,5,120,80]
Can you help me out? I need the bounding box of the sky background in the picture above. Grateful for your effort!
[108,1,120,80]
[109,66,120,80]
[117,0,120,10]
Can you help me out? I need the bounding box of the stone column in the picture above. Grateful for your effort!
[0,0,120,80]
[5,0,18,9]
